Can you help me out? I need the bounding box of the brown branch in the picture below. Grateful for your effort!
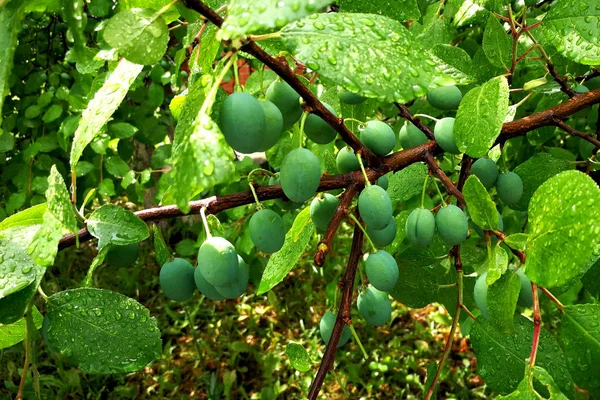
[308,223,363,400]
[539,287,565,313]
[552,116,600,148]
[314,185,359,267]
[494,230,527,265]
[182,0,381,167]
[456,155,473,192]
[529,282,541,367]
[423,152,466,206]
[394,103,435,140]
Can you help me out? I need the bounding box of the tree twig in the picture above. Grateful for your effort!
[314,185,359,266]
[539,287,565,313]
[423,152,466,206]
[529,282,541,367]
[552,116,600,148]
[394,102,435,140]
[308,223,364,399]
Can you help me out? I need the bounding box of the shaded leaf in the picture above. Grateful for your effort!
[430,44,475,85]
[487,270,520,332]
[482,14,512,69]
[464,175,498,230]
[0,306,43,350]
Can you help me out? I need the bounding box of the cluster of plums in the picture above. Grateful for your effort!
[470,158,523,205]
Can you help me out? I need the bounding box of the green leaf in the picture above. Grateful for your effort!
[291,206,311,243]
[560,304,600,390]
[0,237,37,299]
[0,1,28,131]
[70,59,143,169]
[42,104,63,123]
[482,14,512,69]
[41,166,78,234]
[86,204,150,250]
[498,366,569,399]
[484,245,509,285]
[471,315,574,396]
[525,171,600,288]
[389,260,441,308]
[387,162,428,207]
[336,0,420,22]
[61,0,87,61]
[464,175,498,230]
[108,122,138,139]
[118,0,179,23]
[170,72,234,214]
[103,9,169,65]
[285,343,312,372]
[105,156,131,178]
[281,13,441,103]
[44,288,161,374]
[219,0,331,41]
[153,225,171,267]
[511,152,572,212]
[505,233,528,252]
[384,210,410,255]
[0,203,47,232]
[487,270,520,332]
[0,306,43,350]
[430,44,475,85]
[257,211,315,295]
[455,76,509,157]
[583,256,600,300]
[539,0,600,65]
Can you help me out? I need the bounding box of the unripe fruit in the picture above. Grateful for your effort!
[304,103,337,144]
[365,250,398,293]
[399,122,428,149]
[105,243,139,268]
[219,92,266,153]
[358,185,393,230]
[269,174,302,210]
[474,272,489,318]
[405,208,436,247]
[249,209,285,253]
[470,158,498,189]
[434,117,460,154]
[339,91,366,105]
[194,266,226,301]
[435,205,468,246]
[320,311,351,347]
[197,236,239,287]
[215,255,249,299]
[574,84,589,93]
[360,120,396,156]
[515,268,533,307]
[357,285,392,326]
[266,81,302,130]
[310,194,340,231]
[336,146,360,173]
[496,172,523,205]
[159,258,196,302]
[367,217,396,247]
[473,211,503,239]
[427,85,462,110]
[376,174,389,190]
[280,148,321,203]
[257,100,283,151]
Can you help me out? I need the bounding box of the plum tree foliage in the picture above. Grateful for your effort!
[2,0,600,398]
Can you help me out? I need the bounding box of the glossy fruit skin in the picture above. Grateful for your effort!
[367,217,396,247]
[197,236,239,287]
[269,174,302,210]
[194,266,225,301]
[160,258,196,302]
[336,146,360,173]
[219,92,266,153]
[339,91,366,104]
[473,211,503,239]
[435,205,468,246]
[310,194,340,231]
[266,81,302,130]
[360,120,396,156]
[358,185,393,230]
[470,158,499,189]
[474,272,489,318]
[427,85,462,110]
[515,268,533,307]
[105,243,139,268]
[280,148,321,203]
[405,208,436,247]
[357,285,392,326]
[257,100,283,151]
[320,311,351,347]
[365,250,398,293]
[249,209,285,253]
[434,117,460,154]
[215,255,249,299]
[398,122,428,149]
[496,172,523,205]
[376,174,389,190]
[304,103,337,144]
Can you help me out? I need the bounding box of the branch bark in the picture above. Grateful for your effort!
[308,223,363,400]
[394,102,435,140]
[552,116,600,148]
[423,152,466,206]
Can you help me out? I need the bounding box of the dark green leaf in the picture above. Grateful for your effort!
[430,44,475,85]
[389,261,441,308]
[44,288,161,374]
[487,270,520,332]
[0,306,43,350]
[153,225,171,266]
[87,204,150,250]
[482,14,512,69]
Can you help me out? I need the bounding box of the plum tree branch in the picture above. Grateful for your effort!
[308,223,364,400]
[58,89,600,250]
[181,0,381,167]
[314,185,359,267]
[552,116,600,148]
[423,152,466,206]
[529,282,542,367]
[394,102,435,140]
